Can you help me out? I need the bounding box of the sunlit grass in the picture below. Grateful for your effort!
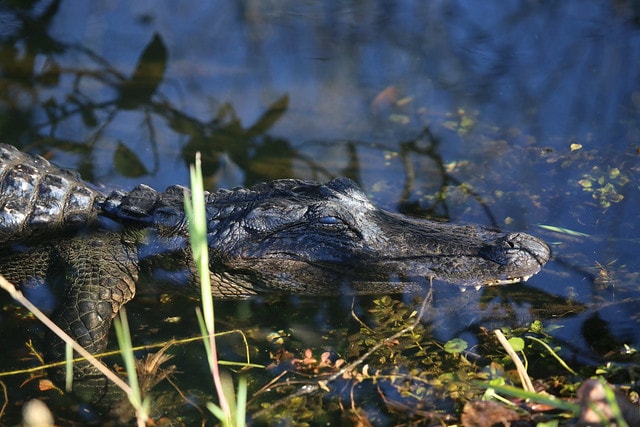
[184,152,246,426]
[114,308,149,421]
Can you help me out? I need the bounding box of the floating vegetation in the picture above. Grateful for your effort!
[578,166,630,208]
[442,108,478,136]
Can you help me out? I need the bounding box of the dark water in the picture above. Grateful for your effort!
[1,0,640,424]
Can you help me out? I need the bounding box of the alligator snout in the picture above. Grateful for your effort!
[480,232,551,285]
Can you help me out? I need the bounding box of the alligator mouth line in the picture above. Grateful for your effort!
[255,252,539,288]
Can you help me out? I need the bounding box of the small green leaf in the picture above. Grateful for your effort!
[577,179,592,188]
[609,168,620,179]
[508,337,525,352]
[536,420,560,427]
[444,338,468,354]
[529,320,544,334]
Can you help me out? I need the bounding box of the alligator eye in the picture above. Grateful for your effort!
[318,216,341,225]
[317,215,361,238]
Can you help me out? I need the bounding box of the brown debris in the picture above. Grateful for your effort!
[461,400,531,427]
[576,379,640,426]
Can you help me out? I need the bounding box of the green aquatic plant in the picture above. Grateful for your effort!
[184,153,247,427]
[578,165,629,208]
[113,308,150,422]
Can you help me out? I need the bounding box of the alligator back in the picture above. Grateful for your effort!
[0,144,105,244]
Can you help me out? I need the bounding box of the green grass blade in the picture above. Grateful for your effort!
[537,224,590,237]
[235,377,248,427]
[184,153,215,335]
[185,153,236,425]
[527,336,578,376]
[114,307,143,410]
[206,402,227,423]
[475,382,581,413]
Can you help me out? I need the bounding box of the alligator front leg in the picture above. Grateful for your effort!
[46,233,139,408]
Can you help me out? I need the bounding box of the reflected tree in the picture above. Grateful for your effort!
[0,3,307,186]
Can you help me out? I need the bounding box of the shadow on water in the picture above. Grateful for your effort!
[1,0,640,424]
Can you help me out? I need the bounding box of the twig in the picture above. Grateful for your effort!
[494,329,535,393]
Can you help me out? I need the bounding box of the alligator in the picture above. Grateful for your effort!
[0,143,550,408]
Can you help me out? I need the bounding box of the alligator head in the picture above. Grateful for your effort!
[107,177,550,297]
[207,178,550,295]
